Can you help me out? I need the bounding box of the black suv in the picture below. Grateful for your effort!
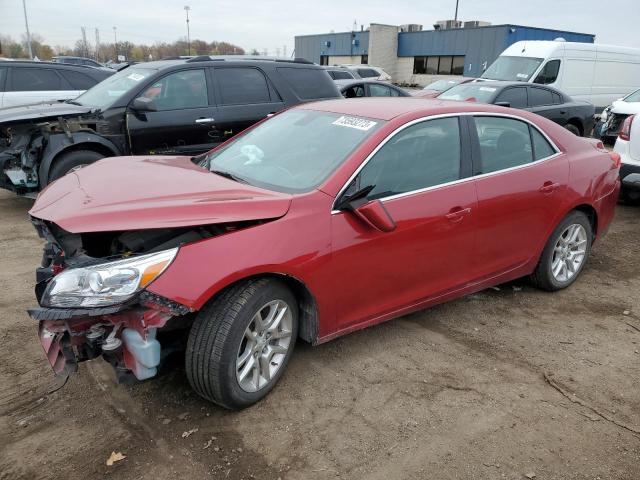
[0,56,341,196]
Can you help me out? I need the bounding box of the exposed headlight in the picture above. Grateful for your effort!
[42,248,178,308]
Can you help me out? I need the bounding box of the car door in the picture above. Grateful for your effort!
[494,86,528,109]
[4,67,76,106]
[469,115,568,279]
[126,68,219,155]
[209,66,285,144]
[330,116,478,329]
[526,86,568,126]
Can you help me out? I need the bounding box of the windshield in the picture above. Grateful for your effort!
[424,79,462,92]
[624,89,640,102]
[207,109,384,193]
[73,67,156,109]
[439,84,497,103]
[481,56,543,81]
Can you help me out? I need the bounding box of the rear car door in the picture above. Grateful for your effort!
[126,68,218,155]
[331,116,478,329]
[209,66,285,143]
[469,115,568,279]
[4,67,77,106]
[526,86,568,126]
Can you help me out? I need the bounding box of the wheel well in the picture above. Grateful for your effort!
[207,273,319,345]
[573,204,598,237]
[51,142,114,166]
[566,118,584,136]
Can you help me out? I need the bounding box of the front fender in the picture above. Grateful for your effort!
[38,133,122,186]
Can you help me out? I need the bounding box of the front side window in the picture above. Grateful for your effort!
[9,68,63,91]
[216,67,271,105]
[141,69,208,111]
[331,70,354,80]
[357,117,461,200]
[343,85,365,98]
[207,109,383,193]
[474,116,533,174]
[534,59,561,85]
[495,87,528,108]
[481,56,544,81]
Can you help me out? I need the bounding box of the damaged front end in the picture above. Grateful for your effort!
[1,110,121,196]
[27,219,230,383]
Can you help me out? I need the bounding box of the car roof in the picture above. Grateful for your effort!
[140,56,318,70]
[334,79,396,87]
[300,97,520,121]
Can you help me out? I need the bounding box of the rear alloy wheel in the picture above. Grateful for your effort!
[531,211,592,291]
[185,278,298,409]
[48,150,105,184]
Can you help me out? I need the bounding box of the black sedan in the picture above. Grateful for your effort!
[335,79,411,98]
[438,81,595,137]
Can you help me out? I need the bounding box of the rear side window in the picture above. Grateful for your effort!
[60,70,98,90]
[552,92,562,104]
[531,127,556,160]
[216,67,271,105]
[330,70,353,80]
[495,87,528,108]
[9,68,64,91]
[0,67,6,92]
[369,84,393,97]
[358,117,461,200]
[534,59,561,85]
[357,68,379,78]
[529,87,555,106]
[277,67,338,100]
[474,116,533,174]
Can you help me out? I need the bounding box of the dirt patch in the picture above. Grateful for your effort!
[0,190,639,479]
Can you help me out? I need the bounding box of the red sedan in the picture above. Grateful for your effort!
[29,98,620,409]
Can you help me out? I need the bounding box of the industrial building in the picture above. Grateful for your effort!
[294,22,595,85]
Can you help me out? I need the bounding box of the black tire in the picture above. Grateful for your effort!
[564,123,581,137]
[48,150,105,184]
[530,211,593,291]
[185,278,298,409]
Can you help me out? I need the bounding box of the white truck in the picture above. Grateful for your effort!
[480,40,640,110]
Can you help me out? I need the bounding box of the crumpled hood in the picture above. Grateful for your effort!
[0,102,93,124]
[609,99,640,115]
[30,155,293,233]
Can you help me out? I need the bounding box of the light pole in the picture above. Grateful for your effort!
[184,6,191,56]
[113,26,117,61]
[454,0,460,22]
[22,0,33,59]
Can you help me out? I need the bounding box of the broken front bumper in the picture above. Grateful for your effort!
[29,292,191,383]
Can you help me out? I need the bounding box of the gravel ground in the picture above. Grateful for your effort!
[0,188,639,480]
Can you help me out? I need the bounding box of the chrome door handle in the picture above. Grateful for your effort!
[195,117,215,124]
[445,207,471,222]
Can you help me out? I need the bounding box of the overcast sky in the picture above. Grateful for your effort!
[1,0,639,54]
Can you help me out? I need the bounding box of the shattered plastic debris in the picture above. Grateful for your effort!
[106,451,126,466]
[182,427,198,438]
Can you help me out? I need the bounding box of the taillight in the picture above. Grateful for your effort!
[619,115,635,141]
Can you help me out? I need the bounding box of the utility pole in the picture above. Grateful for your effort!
[95,28,100,62]
[22,0,33,59]
[184,6,191,55]
[81,27,88,57]
[113,26,117,61]
[454,0,460,22]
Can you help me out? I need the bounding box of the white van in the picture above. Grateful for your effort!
[480,40,640,110]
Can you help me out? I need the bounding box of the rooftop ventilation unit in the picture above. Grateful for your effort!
[434,20,462,30]
[463,20,491,28]
[400,24,423,32]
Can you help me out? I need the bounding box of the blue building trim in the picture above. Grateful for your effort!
[294,31,369,63]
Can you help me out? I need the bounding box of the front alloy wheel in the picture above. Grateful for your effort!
[186,278,298,409]
[236,300,293,392]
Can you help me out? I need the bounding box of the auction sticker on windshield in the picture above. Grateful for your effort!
[332,116,378,131]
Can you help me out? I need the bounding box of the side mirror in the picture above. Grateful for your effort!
[494,101,511,108]
[132,96,157,112]
[336,185,396,233]
[352,199,397,232]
